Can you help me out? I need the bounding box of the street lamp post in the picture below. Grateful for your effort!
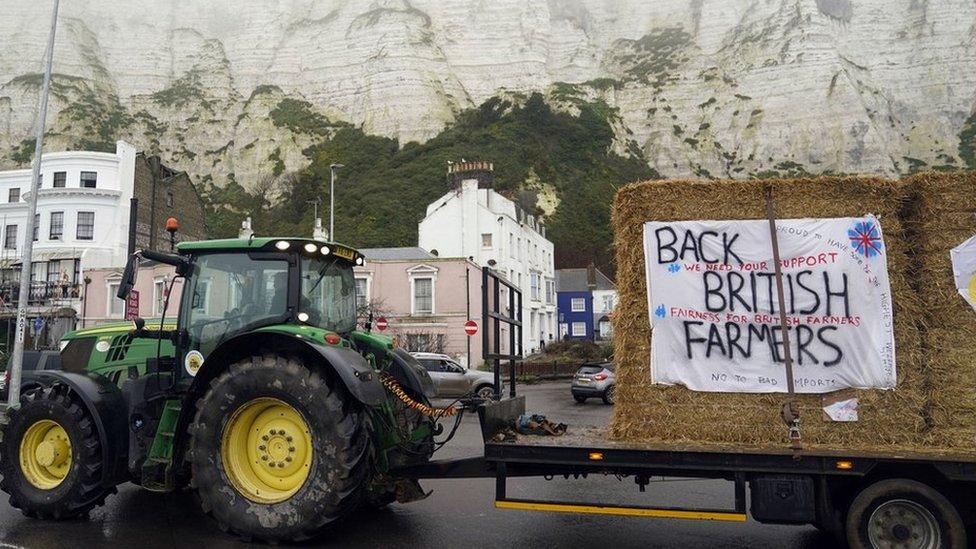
[7,0,60,409]
[329,163,343,241]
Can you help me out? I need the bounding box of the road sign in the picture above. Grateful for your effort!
[32,317,44,332]
[376,317,388,331]
[125,289,140,320]
[464,320,478,336]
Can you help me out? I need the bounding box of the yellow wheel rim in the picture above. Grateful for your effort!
[19,419,72,490]
[220,397,313,504]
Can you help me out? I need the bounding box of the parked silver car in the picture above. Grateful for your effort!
[410,352,500,399]
[571,362,615,404]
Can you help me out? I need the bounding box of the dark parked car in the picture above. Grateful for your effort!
[571,362,615,404]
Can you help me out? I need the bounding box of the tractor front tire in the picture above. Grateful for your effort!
[189,354,369,542]
[0,385,114,519]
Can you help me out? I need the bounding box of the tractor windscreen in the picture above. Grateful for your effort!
[300,256,357,334]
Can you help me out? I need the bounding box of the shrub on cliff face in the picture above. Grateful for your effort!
[206,93,654,275]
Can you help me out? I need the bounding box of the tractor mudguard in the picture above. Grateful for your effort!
[197,331,387,407]
[18,371,129,488]
[305,341,387,406]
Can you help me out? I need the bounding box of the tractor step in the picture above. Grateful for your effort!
[141,399,183,492]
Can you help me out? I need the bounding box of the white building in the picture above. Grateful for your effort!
[0,140,205,347]
[418,162,556,354]
[0,141,138,279]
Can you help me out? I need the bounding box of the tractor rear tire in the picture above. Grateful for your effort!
[189,354,369,543]
[0,385,114,519]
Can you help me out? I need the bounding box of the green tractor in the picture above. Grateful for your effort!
[0,237,448,542]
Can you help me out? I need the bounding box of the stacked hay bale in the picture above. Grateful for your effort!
[609,177,928,450]
[905,171,976,449]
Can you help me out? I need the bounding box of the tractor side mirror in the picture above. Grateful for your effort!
[118,252,140,300]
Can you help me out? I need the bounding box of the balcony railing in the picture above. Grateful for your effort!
[0,281,82,308]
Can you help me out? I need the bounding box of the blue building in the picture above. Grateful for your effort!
[556,266,617,340]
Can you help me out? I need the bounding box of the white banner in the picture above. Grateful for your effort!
[950,234,976,312]
[643,216,896,393]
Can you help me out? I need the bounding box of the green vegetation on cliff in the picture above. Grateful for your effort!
[204,93,654,273]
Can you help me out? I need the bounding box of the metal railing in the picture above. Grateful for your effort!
[0,281,81,307]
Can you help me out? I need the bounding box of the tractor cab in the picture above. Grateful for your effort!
[117,237,366,384]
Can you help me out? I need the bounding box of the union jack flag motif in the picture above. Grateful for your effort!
[848,220,883,258]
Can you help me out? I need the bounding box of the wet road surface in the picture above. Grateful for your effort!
[0,381,833,548]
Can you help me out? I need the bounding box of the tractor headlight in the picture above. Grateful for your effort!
[297,312,309,322]
[320,246,330,256]
[303,243,318,254]
[275,240,290,251]
[355,257,364,266]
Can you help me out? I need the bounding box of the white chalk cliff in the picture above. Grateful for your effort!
[1,0,974,189]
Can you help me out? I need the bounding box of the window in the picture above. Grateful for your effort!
[166,190,174,207]
[49,212,63,240]
[107,282,124,318]
[601,294,616,313]
[412,277,433,315]
[481,233,492,248]
[545,279,555,304]
[3,224,16,249]
[153,279,168,316]
[530,273,541,301]
[8,188,18,202]
[571,322,587,337]
[354,277,369,309]
[571,297,585,312]
[77,211,94,240]
[46,261,59,283]
[599,319,613,338]
[32,213,39,241]
[30,261,42,282]
[517,237,522,259]
[80,171,97,188]
[53,171,66,188]
[509,233,514,258]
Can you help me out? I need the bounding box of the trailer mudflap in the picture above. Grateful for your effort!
[750,474,816,524]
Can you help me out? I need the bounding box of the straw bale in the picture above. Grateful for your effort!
[609,177,930,451]
[905,171,976,449]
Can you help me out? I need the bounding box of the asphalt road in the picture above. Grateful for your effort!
[0,381,833,548]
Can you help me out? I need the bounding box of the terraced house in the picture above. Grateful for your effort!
[0,140,205,349]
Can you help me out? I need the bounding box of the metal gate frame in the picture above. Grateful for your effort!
[481,266,522,399]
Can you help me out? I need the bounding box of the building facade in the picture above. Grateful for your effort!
[556,265,617,341]
[0,141,204,347]
[418,162,556,355]
[354,247,485,367]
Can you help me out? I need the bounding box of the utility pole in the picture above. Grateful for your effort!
[329,163,343,241]
[7,0,60,409]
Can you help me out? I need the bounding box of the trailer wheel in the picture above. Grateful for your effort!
[189,354,369,542]
[845,478,967,549]
[0,385,113,519]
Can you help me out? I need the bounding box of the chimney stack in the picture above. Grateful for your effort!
[587,262,597,291]
[448,160,494,189]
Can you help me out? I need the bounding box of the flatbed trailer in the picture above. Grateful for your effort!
[400,394,976,548]
[400,268,976,548]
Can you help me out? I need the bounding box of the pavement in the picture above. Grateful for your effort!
[0,381,833,548]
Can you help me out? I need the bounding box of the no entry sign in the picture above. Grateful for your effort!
[464,320,478,336]
[376,317,388,331]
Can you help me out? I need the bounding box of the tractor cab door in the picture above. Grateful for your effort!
[178,252,293,377]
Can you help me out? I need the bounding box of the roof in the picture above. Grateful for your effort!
[175,238,364,264]
[360,247,435,261]
[555,268,615,292]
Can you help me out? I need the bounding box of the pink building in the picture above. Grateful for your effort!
[355,248,486,367]
[81,261,182,326]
